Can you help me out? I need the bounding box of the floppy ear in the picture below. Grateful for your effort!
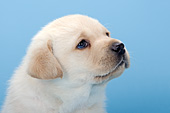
[27,40,63,79]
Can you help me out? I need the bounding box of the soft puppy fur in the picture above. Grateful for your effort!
[2,15,130,113]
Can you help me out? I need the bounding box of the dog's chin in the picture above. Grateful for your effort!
[94,60,127,84]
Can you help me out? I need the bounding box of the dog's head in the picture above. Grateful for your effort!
[27,15,130,84]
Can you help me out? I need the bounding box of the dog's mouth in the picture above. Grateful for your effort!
[95,59,124,79]
[95,55,129,80]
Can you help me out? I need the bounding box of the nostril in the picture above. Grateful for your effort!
[111,43,125,55]
[119,43,124,50]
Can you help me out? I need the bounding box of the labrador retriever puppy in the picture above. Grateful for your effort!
[2,15,130,113]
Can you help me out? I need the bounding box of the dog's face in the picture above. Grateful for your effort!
[27,15,130,85]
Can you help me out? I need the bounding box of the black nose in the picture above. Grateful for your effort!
[111,42,125,55]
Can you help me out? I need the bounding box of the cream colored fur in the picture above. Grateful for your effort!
[2,15,130,113]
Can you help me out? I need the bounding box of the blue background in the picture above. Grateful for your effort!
[0,0,170,113]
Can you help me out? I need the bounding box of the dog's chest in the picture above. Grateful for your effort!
[57,84,106,113]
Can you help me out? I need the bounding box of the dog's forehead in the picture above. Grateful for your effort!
[46,15,110,52]
[48,15,108,43]
[47,15,107,35]
[57,15,102,26]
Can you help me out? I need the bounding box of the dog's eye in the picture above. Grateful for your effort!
[77,40,89,49]
[106,32,110,37]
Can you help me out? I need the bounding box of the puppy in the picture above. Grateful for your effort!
[2,15,130,113]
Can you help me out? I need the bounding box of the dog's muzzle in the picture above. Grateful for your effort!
[111,42,129,68]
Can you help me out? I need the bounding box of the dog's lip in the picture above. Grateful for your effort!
[95,54,130,79]
[123,55,130,68]
[95,59,125,78]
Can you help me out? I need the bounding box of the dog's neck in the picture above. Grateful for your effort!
[32,76,107,113]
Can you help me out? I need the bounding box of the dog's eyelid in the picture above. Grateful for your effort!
[76,39,90,49]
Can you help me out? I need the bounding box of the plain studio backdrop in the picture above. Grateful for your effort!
[0,0,170,113]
